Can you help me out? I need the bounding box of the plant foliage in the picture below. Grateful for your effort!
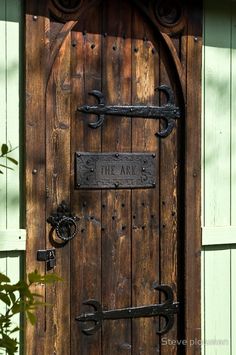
[0,144,18,174]
[0,271,61,354]
[0,143,61,354]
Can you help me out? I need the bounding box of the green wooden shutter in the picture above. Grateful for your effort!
[0,1,25,354]
[202,1,236,354]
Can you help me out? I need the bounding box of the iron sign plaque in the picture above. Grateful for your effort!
[75,152,157,189]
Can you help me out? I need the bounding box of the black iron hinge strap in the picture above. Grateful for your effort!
[76,283,179,336]
[77,85,181,138]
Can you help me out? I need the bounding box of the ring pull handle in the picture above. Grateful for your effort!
[47,201,79,242]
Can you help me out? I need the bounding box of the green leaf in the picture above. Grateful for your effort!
[30,293,43,298]
[11,303,22,315]
[0,273,10,283]
[1,284,19,293]
[9,326,20,334]
[43,274,63,283]
[28,271,42,284]
[26,311,36,325]
[6,157,18,165]
[0,333,18,355]
[30,301,50,307]
[9,292,16,304]
[0,292,11,306]
[28,271,62,284]
[0,269,61,352]
[14,280,28,289]
[0,164,14,170]
[1,144,8,155]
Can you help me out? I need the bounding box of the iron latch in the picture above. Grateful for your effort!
[37,249,56,269]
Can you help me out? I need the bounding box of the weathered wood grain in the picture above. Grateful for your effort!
[24,1,202,354]
[6,0,20,228]
[101,1,132,353]
[159,41,180,355]
[0,0,7,229]
[70,4,102,354]
[45,31,71,355]
[185,2,202,353]
[25,1,48,354]
[204,0,231,227]
[131,7,160,354]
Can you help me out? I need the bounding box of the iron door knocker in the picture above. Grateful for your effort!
[47,201,79,242]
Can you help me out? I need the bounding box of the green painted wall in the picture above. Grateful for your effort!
[0,1,25,354]
[202,0,236,354]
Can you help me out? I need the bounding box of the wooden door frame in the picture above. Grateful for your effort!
[185,3,202,353]
[24,1,202,354]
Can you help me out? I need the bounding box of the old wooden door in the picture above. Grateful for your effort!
[25,0,202,354]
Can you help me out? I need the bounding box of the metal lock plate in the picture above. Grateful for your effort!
[75,152,157,189]
[37,249,56,269]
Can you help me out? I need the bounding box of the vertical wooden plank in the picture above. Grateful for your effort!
[0,253,7,273]
[185,2,202,353]
[204,0,231,226]
[0,252,24,355]
[102,1,132,353]
[70,5,102,354]
[131,8,160,354]
[6,252,23,355]
[25,2,48,354]
[201,249,205,355]
[203,2,234,354]
[0,253,6,355]
[0,252,7,293]
[45,33,71,355]
[202,0,206,229]
[204,247,231,355]
[0,2,22,353]
[6,0,20,229]
[203,1,235,353]
[231,247,236,355]
[0,0,7,230]
[231,0,236,224]
[19,0,24,232]
[159,42,180,355]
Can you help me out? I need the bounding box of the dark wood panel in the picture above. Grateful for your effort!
[131,7,160,355]
[45,31,71,355]
[185,2,202,354]
[24,1,202,354]
[101,1,132,353]
[159,41,179,355]
[25,1,48,354]
[70,4,103,355]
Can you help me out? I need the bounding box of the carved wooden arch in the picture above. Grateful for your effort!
[47,0,186,103]
[46,0,187,98]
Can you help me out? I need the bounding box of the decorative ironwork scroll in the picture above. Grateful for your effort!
[155,0,183,26]
[77,85,181,138]
[52,0,82,13]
